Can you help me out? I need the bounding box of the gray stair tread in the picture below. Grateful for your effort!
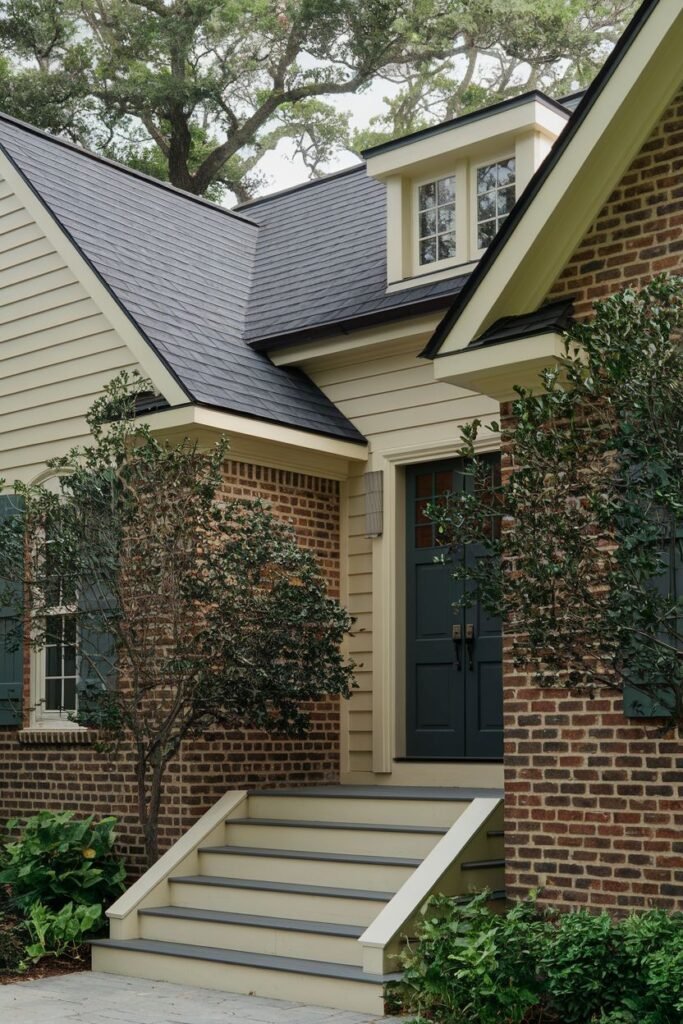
[91,937,401,984]
[139,906,364,937]
[252,785,504,800]
[228,817,450,835]
[199,845,421,867]
[461,859,505,870]
[170,874,394,901]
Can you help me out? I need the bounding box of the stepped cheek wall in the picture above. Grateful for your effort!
[0,460,341,875]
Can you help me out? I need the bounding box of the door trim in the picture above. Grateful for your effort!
[369,433,501,774]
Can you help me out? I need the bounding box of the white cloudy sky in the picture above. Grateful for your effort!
[255,80,400,195]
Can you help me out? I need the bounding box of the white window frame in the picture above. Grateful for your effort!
[469,152,517,261]
[412,170,461,277]
[27,472,82,729]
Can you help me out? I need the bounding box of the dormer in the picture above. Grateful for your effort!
[363,92,571,291]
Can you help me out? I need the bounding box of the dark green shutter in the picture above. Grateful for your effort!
[623,528,682,718]
[77,580,117,723]
[0,495,24,726]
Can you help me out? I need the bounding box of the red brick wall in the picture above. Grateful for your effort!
[0,460,341,876]
[548,87,683,314]
[503,86,683,913]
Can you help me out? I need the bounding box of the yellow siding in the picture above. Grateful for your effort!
[310,345,498,777]
[0,176,143,484]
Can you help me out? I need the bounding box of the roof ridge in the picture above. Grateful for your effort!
[234,162,366,210]
[360,89,570,160]
[0,109,259,227]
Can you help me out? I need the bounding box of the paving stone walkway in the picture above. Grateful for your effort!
[0,972,405,1024]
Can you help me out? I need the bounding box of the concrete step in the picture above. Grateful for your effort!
[138,906,364,966]
[224,817,449,859]
[198,845,419,892]
[91,938,399,1016]
[168,874,392,926]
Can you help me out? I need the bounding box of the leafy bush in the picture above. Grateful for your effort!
[24,901,103,962]
[392,891,683,1024]
[0,811,126,913]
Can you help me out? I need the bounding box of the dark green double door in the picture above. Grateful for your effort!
[405,458,503,759]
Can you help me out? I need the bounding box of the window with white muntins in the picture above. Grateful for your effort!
[475,157,516,251]
[417,175,456,266]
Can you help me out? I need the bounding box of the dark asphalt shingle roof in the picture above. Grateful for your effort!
[0,115,365,443]
[469,299,575,349]
[239,166,469,350]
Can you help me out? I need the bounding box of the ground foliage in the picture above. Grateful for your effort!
[391,891,683,1024]
[0,372,356,867]
[0,810,125,912]
[429,276,683,721]
[0,811,122,974]
[0,0,636,199]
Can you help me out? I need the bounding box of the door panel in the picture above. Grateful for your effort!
[405,457,503,759]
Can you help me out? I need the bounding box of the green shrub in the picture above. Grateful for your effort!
[393,892,683,1024]
[0,811,126,913]
[24,901,103,962]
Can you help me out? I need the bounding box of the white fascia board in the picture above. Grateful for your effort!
[138,403,369,467]
[0,146,188,406]
[269,312,443,368]
[433,332,566,402]
[365,98,569,181]
[438,0,683,356]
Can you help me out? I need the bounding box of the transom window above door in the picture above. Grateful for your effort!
[417,175,456,267]
[412,465,456,548]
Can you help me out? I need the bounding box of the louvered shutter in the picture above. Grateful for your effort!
[0,495,24,726]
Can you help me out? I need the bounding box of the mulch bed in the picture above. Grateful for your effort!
[0,949,90,985]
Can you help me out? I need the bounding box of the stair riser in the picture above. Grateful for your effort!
[224,823,443,859]
[198,851,413,891]
[247,794,466,827]
[169,881,386,926]
[138,916,361,967]
[91,946,386,1016]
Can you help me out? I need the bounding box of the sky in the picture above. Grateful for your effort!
[255,80,398,195]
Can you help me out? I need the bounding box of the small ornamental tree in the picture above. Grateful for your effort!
[429,276,683,722]
[0,373,355,867]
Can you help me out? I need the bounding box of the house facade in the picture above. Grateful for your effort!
[0,0,682,1009]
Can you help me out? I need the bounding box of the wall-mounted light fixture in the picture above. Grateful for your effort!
[364,470,384,538]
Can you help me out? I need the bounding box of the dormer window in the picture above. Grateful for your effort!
[475,158,516,251]
[417,175,456,266]
[364,91,570,290]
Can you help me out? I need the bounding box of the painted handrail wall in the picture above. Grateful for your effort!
[359,796,504,974]
[106,789,248,940]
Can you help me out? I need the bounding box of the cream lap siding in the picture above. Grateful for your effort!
[0,176,143,484]
[311,346,498,777]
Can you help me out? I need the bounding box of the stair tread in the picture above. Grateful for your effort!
[139,906,364,937]
[228,817,450,835]
[170,874,394,901]
[92,937,401,983]
[461,858,505,870]
[252,785,503,800]
[200,845,421,867]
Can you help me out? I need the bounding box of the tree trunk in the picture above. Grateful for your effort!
[136,754,165,870]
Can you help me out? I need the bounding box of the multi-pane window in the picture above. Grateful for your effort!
[418,175,456,266]
[476,158,515,250]
[36,515,79,718]
[44,613,77,712]
[412,467,455,548]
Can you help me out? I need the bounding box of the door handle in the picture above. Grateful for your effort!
[465,623,475,671]
[452,624,462,670]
